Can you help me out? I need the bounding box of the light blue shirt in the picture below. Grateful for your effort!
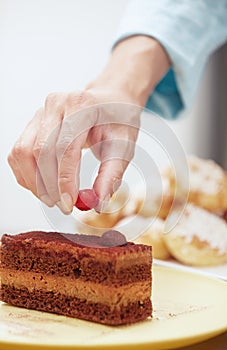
[114,0,227,119]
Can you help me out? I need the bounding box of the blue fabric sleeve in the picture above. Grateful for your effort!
[113,0,227,119]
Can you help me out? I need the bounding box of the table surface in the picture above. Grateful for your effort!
[180,332,227,349]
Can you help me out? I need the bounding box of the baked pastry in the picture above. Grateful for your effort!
[0,230,152,325]
[134,217,171,260]
[188,155,227,211]
[76,179,175,237]
[115,178,175,222]
[163,204,227,266]
[76,207,121,235]
[75,187,130,235]
[165,155,227,212]
[114,215,170,259]
[136,191,174,220]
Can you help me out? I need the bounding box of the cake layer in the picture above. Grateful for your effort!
[1,232,151,285]
[0,231,152,325]
[1,268,151,307]
[1,284,152,325]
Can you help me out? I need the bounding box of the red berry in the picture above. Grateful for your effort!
[75,189,99,211]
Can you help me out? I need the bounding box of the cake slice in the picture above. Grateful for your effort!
[0,230,152,325]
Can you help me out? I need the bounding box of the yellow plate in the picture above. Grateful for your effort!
[0,266,226,350]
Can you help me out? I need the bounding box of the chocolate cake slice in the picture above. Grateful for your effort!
[0,230,152,325]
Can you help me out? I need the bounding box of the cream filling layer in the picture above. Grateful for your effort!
[1,269,151,307]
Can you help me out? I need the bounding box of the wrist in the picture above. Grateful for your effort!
[87,35,170,107]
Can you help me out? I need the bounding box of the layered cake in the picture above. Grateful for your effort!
[0,230,152,325]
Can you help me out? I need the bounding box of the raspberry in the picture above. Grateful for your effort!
[75,189,99,211]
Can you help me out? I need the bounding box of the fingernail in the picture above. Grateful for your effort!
[40,195,54,207]
[96,194,110,213]
[112,178,121,193]
[58,193,73,214]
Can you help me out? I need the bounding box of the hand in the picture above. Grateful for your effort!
[8,88,140,214]
[8,36,170,214]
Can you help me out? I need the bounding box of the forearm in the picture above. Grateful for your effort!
[87,35,171,106]
[112,0,227,117]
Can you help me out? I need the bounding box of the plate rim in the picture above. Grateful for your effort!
[0,329,226,350]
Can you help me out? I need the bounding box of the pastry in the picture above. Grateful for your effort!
[163,204,227,266]
[114,215,170,259]
[134,217,171,260]
[165,155,227,212]
[76,207,121,235]
[0,230,152,325]
[75,187,130,235]
[120,178,175,220]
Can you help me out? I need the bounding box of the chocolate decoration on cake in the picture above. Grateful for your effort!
[60,230,127,248]
[101,230,127,247]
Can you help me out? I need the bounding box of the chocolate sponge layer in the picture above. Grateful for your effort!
[1,284,152,325]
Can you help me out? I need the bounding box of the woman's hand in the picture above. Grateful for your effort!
[8,88,140,214]
[8,36,170,214]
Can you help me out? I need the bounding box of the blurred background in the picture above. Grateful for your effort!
[1,0,227,233]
